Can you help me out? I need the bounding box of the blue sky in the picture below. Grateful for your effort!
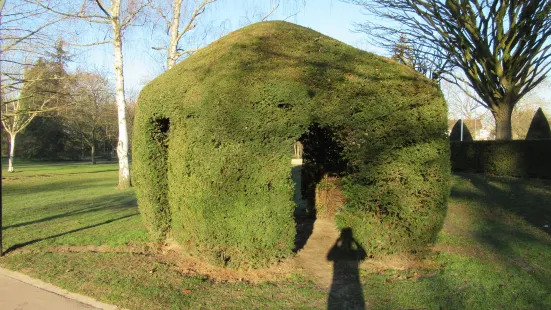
[67,0,548,113]
[70,0,380,94]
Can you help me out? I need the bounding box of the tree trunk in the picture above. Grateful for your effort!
[111,18,131,188]
[167,0,182,70]
[493,104,513,140]
[8,133,16,172]
[91,144,96,165]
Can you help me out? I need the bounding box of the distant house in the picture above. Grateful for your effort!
[448,119,492,140]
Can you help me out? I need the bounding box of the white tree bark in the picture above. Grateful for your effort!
[163,0,217,70]
[8,133,16,173]
[110,2,131,188]
[166,0,183,70]
[11,0,145,185]
[2,99,50,173]
[160,0,298,70]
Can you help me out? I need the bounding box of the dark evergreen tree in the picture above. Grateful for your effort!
[526,108,551,140]
[450,120,474,141]
[16,42,74,160]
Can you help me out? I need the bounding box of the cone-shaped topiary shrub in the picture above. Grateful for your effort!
[449,120,474,141]
[133,21,450,268]
[526,108,551,140]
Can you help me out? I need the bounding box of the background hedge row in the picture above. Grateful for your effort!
[451,140,551,179]
[133,21,450,268]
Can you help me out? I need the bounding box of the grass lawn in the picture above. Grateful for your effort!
[1,161,551,309]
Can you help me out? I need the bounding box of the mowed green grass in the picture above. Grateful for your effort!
[360,173,551,309]
[1,161,148,251]
[0,161,326,309]
[1,161,551,309]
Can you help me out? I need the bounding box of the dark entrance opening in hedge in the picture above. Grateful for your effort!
[154,118,170,135]
[293,123,347,252]
[151,117,170,146]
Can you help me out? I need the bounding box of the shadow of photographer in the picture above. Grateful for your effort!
[327,227,367,310]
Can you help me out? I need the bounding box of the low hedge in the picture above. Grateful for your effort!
[133,21,450,268]
[450,140,551,178]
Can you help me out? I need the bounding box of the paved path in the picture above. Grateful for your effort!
[0,267,119,310]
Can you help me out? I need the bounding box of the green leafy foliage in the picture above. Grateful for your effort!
[133,21,450,268]
[450,140,551,178]
[526,108,551,140]
[17,116,77,160]
[19,57,68,112]
[449,120,474,141]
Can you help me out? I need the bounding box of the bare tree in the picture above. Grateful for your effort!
[260,0,282,21]
[65,71,116,164]
[1,1,69,107]
[151,0,304,70]
[0,1,69,255]
[239,0,304,26]
[33,0,149,188]
[389,34,451,81]
[443,79,481,120]
[151,0,217,70]
[345,0,551,140]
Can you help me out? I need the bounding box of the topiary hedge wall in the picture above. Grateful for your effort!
[133,21,450,268]
[451,140,551,178]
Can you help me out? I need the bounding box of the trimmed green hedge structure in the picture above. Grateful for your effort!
[451,140,551,178]
[133,21,450,268]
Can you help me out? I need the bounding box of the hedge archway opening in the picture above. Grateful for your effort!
[293,123,348,252]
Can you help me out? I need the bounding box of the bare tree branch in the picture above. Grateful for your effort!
[261,0,281,21]
[345,0,551,140]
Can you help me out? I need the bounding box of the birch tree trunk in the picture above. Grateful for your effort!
[8,133,16,172]
[162,0,218,70]
[166,0,183,70]
[111,13,131,188]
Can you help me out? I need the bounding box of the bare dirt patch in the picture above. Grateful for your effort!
[293,219,340,287]
[158,238,298,284]
[158,220,438,287]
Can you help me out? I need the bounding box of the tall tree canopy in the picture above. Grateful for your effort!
[345,0,551,140]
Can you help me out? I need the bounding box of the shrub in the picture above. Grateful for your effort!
[314,175,345,219]
[526,108,551,140]
[450,140,551,178]
[449,119,474,141]
[133,21,450,268]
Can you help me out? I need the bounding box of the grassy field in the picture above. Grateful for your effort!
[1,160,551,309]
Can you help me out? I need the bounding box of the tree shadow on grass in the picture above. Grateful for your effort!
[3,192,137,230]
[3,213,139,254]
[357,174,551,309]
[453,173,551,235]
[2,178,115,197]
[450,173,551,307]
